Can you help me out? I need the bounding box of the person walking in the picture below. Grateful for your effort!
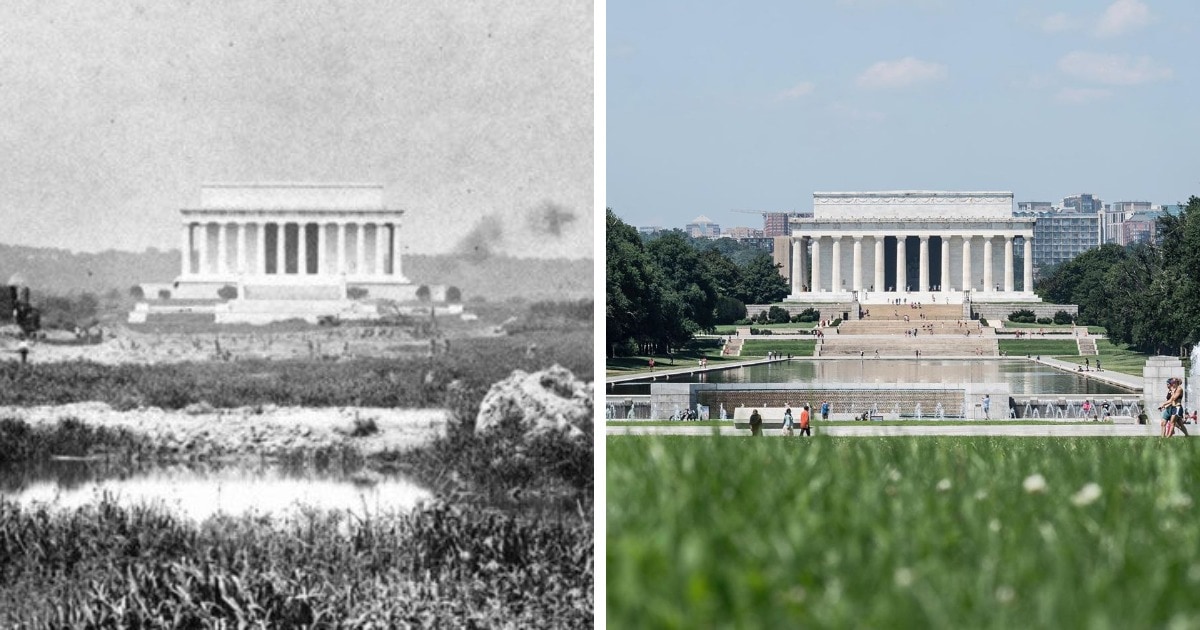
[17,339,29,365]
[820,400,830,421]
[799,404,812,437]
[982,394,991,418]
[749,409,763,436]
[782,406,795,437]
[1160,378,1186,437]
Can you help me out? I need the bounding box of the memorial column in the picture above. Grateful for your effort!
[896,236,907,292]
[255,222,266,274]
[337,222,348,274]
[198,223,209,275]
[852,236,863,292]
[790,238,802,295]
[1023,235,1034,292]
[275,222,286,275]
[180,223,191,276]
[236,222,247,274]
[983,237,994,291]
[1003,235,1015,292]
[961,236,972,292]
[831,237,842,292]
[298,222,308,275]
[317,222,328,275]
[391,223,404,278]
[810,237,822,292]
[918,236,929,292]
[874,237,885,293]
[217,222,228,275]
[940,237,951,292]
[356,222,367,275]
[374,224,386,275]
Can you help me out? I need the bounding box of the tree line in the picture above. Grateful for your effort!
[1035,195,1200,356]
[606,209,788,357]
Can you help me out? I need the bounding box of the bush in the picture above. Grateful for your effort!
[1036,317,1053,325]
[715,296,747,325]
[217,285,238,300]
[346,287,368,300]
[129,285,145,299]
[1008,309,1036,324]
[767,305,791,324]
[416,285,431,302]
[1053,310,1074,325]
[733,319,752,326]
[446,286,462,303]
[830,318,842,327]
[158,289,171,300]
[749,328,773,336]
[792,307,820,323]
[752,311,770,324]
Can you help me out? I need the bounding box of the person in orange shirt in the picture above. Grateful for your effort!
[799,404,811,437]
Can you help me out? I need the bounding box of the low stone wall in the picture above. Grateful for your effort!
[970,302,1077,322]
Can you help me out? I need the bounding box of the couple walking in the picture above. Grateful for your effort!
[1160,377,1188,437]
[748,405,810,436]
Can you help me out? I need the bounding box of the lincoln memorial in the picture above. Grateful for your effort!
[132,183,428,324]
[784,191,1040,305]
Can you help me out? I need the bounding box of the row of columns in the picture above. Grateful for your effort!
[789,234,1033,294]
[180,220,403,278]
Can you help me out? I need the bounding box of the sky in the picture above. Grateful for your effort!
[607,0,1200,230]
[0,1,592,259]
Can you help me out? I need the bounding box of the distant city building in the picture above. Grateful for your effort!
[1024,210,1101,274]
[685,215,721,239]
[1062,194,1102,214]
[1160,204,1185,217]
[763,212,791,237]
[1103,201,1152,245]
[1017,201,1053,213]
[637,225,663,236]
[722,226,764,239]
[1121,210,1160,245]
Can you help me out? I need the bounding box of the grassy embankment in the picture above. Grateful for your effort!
[608,436,1200,628]
[605,338,741,376]
[711,322,818,335]
[739,340,816,357]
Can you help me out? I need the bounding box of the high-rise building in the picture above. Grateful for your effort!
[1103,201,1152,245]
[1062,194,1102,214]
[763,212,791,237]
[1017,201,1053,213]
[685,215,721,239]
[1023,210,1102,274]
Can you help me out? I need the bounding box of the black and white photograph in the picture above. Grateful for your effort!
[0,2,593,626]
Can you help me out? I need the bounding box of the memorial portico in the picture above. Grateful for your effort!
[785,192,1038,304]
[172,184,412,301]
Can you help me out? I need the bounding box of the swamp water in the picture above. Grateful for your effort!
[0,459,431,521]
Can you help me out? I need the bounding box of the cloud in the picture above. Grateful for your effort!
[1095,0,1151,37]
[1054,87,1112,104]
[1058,51,1172,85]
[856,57,947,89]
[1040,12,1078,33]
[775,81,815,101]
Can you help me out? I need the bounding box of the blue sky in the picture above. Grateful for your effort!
[607,0,1200,229]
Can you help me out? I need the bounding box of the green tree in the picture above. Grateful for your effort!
[606,209,660,356]
[647,232,719,336]
[737,254,789,304]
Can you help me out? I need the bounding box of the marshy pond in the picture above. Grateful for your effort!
[0,459,431,521]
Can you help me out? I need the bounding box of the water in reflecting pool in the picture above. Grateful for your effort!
[610,358,1134,396]
[0,459,431,521]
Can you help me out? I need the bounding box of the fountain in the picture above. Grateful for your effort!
[1043,403,1054,417]
[650,403,658,420]
[606,404,615,420]
[914,403,923,420]
[1031,407,1040,419]
[1192,345,1200,417]
[1022,402,1034,418]
[720,404,727,420]
[1064,401,1079,419]
[891,402,901,416]
[626,405,635,420]
[934,403,945,419]
[673,404,681,421]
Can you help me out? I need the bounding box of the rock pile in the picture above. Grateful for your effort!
[474,364,593,438]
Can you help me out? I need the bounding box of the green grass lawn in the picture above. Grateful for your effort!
[739,340,816,357]
[712,322,818,335]
[606,338,740,375]
[997,339,1080,356]
[608,436,1200,628]
[1052,338,1157,377]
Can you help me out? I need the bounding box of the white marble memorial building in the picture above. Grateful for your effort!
[785,191,1039,304]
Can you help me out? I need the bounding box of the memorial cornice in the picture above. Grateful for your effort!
[181,208,404,221]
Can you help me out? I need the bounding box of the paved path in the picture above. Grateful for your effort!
[1030,355,1143,391]
[607,423,1166,437]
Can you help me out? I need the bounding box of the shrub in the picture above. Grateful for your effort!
[1008,309,1036,324]
[416,285,431,302]
[767,305,791,324]
[346,287,368,300]
[217,285,238,300]
[979,317,989,327]
[749,328,773,336]
[1036,316,1053,325]
[158,289,171,300]
[129,285,145,299]
[792,307,820,323]
[1053,310,1074,325]
[830,318,842,327]
[446,286,462,303]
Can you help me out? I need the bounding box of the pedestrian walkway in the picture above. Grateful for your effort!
[1032,356,1142,392]
[607,422,1161,437]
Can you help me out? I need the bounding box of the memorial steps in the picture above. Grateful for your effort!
[816,336,998,357]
